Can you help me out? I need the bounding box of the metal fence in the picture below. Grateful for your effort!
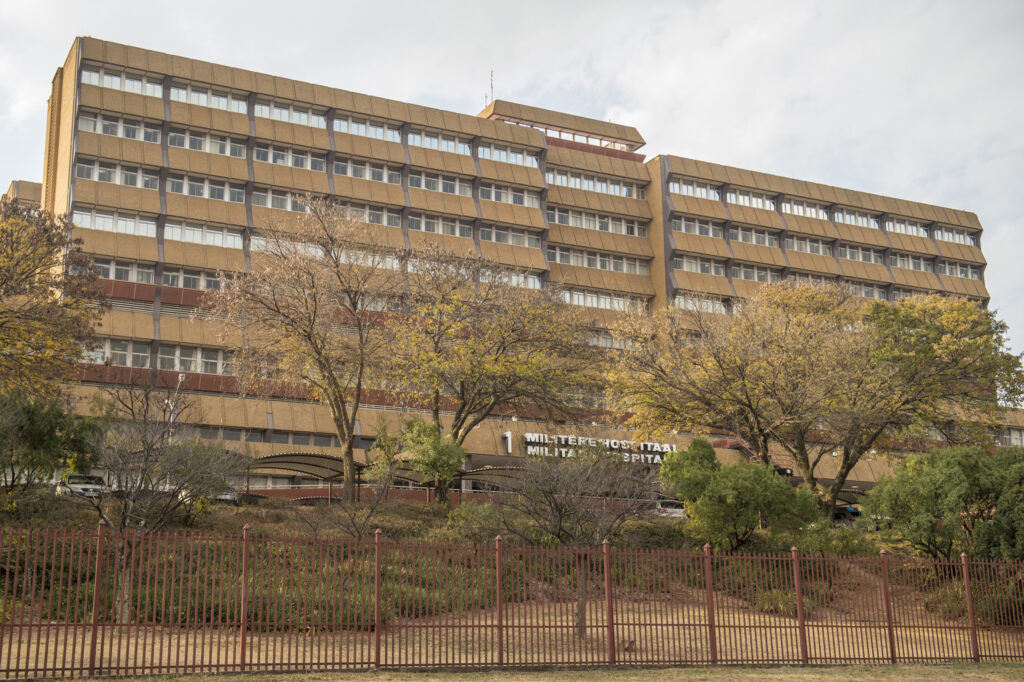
[1,522,1022,678]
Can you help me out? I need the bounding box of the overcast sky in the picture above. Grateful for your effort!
[2,0,1022,351]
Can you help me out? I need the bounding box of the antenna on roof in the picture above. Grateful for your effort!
[490,69,494,104]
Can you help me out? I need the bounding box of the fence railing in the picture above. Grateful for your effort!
[1,522,1022,678]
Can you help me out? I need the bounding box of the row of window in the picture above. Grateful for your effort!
[78,113,162,143]
[72,207,156,238]
[255,143,325,170]
[936,261,982,280]
[669,179,720,201]
[729,225,780,248]
[784,235,833,257]
[732,264,783,283]
[479,182,541,208]
[560,288,647,312]
[727,189,776,211]
[673,255,724,276]
[88,338,234,375]
[408,129,472,155]
[252,100,325,128]
[477,143,540,167]
[409,171,473,196]
[674,292,728,314]
[933,226,979,246]
[81,67,164,98]
[76,157,159,190]
[172,128,246,156]
[166,221,244,248]
[334,156,401,183]
[545,169,646,200]
[409,214,473,238]
[889,253,932,272]
[838,244,885,265]
[481,270,543,290]
[546,207,648,238]
[167,174,246,204]
[92,262,222,295]
[671,216,723,238]
[548,246,650,275]
[480,225,542,248]
[782,199,830,221]
[333,114,402,142]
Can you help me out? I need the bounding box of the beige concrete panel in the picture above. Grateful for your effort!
[118,92,151,119]
[670,232,731,259]
[843,261,892,283]
[407,231,477,256]
[727,205,784,230]
[207,155,248,183]
[835,223,889,248]
[785,252,841,276]
[477,159,528,185]
[332,176,378,204]
[669,195,730,221]
[368,225,405,249]
[208,110,250,137]
[887,232,939,256]
[936,241,986,264]
[107,310,154,340]
[188,106,214,131]
[74,229,117,258]
[185,151,214,177]
[100,87,126,113]
[890,268,941,290]
[783,214,838,239]
[730,278,765,299]
[672,271,733,297]
[938,275,989,298]
[730,242,786,267]
[166,147,194,173]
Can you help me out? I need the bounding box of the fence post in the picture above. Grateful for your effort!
[603,540,615,664]
[879,550,897,664]
[791,547,808,664]
[374,529,382,669]
[88,519,107,676]
[703,544,717,665]
[495,536,504,667]
[960,553,980,663]
[238,524,251,672]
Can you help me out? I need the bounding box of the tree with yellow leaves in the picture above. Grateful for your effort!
[613,281,1024,513]
[0,198,102,397]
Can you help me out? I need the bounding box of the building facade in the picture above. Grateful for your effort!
[26,37,993,490]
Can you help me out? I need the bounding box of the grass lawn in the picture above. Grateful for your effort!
[106,663,1024,681]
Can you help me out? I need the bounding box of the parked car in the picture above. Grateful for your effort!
[650,499,687,519]
[211,488,240,505]
[832,506,862,527]
[55,474,108,498]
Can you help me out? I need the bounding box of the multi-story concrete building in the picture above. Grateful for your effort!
[19,36,995,492]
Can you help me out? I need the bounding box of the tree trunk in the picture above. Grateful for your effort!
[574,551,587,639]
[341,441,356,503]
[433,477,450,507]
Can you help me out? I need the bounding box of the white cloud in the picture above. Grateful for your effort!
[2,0,1022,350]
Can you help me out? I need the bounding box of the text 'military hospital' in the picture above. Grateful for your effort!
[10,36,1017,498]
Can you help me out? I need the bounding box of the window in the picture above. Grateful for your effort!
[168,129,186,147]
[789,271,832,286]
[847,281,888,300]
[731,263,782,282]
[94,339,151,368]
[671,216,723,238]
[668,178,721,201]
[410,213,473,238]
[335,114,400,140]
[546,168,646,200]
[889,253,932,272]
[729,226,780,248]
[933,225,978,246]
[153,344,233,375]
[781,199,830,221]
[480,224,540,247]
[672,255,724,276]
[674,292,728,314]
[96,162,114,183]
[549,246,650,275]
[71,207,156,238]
[143,124,160,144]
[560,288,646,312]
[784,235,833,256]
[164,221,243,250]
[726,189,776,211]
[835,207,880,229]
[479,182,540,208]
[478,142,539,167]
[837,244,884,265]
[108,260,155,284]
[936,260,981,280]
[546,206,647,238]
